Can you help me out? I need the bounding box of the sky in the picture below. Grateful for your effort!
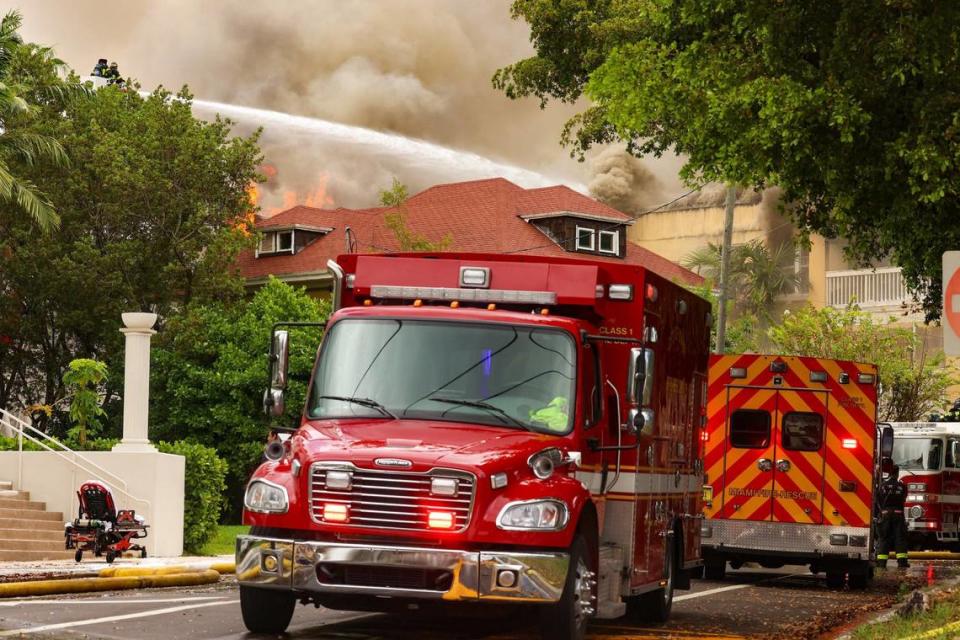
[14,0,685,211]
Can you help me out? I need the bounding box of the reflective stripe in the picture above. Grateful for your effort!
[896,553,909,559]
[876,554,889,559]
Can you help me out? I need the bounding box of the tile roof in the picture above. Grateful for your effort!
[237,177,702,286]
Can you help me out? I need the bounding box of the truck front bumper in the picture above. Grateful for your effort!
[236,535,568,603]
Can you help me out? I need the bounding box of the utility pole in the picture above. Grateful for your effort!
[715,185,736,353]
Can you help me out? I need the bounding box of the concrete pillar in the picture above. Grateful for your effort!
[113,312,158,453]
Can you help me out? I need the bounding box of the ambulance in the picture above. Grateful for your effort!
[701,354,890,588]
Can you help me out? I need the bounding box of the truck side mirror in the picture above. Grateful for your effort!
[263,330,290,417]
[627,408,655,437]
[879,424,894,458]
[627,348,654,405]
[270,330,290,389]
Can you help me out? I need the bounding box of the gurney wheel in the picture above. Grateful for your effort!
[140,549,147,558]
[75,549,83,563]
[106,550,116,564]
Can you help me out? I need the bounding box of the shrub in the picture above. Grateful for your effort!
[156,441,227,554]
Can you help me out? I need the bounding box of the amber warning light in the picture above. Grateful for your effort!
[428,511,455,529]
[323,503,349,522]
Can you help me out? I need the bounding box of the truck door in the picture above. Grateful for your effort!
[770,389,828,524]
[721,387,778,521]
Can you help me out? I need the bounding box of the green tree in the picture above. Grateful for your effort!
[379,177,452,251]
[151,277,328,519]
[0,10,84,231]
[62,358,108,446]
[683,239,798,322]
[767,305,952,421]
[495,1,960,319]
[0,84,262,431]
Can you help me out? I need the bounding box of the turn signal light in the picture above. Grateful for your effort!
[323,503,349,522]
[428,511,455,529]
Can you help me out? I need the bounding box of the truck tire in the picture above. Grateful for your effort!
[540,533,595,640]
[825,570,845,590]
[848,568,871,590]
[704,558,726,581]
[240,585,296,633]
[627,537,676,623]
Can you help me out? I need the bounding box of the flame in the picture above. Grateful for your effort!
[247,164,334,217]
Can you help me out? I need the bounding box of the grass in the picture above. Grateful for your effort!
[199,524,249,556]
[852,587,960,640]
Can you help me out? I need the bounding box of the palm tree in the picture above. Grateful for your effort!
[0,10,75,232]
[683,239,800,321]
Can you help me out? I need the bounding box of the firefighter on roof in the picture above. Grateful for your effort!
[876,464,910,569]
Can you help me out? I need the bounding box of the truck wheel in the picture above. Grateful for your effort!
[825,570,845,589]
[704,559,726,581]
[627,537,676,623]
[240,585,296,634]
[540,533,595,640]
[848,568,871,590]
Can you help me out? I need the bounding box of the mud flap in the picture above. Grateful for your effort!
[675,568,692,590]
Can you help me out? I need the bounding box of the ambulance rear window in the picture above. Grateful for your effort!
[782,412,824,452]
[730,410,771,448]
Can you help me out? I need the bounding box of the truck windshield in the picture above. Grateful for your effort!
[308,319,577,434]
[892,438,943,471]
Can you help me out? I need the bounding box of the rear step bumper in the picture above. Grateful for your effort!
[236,535,568,603]
[701,519,870,560]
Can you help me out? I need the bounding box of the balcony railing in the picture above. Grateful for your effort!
[826,266,910,308]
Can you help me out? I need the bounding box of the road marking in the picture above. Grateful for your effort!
[0,596,228,607]
[674,574,793,603]
[0,599,237,636]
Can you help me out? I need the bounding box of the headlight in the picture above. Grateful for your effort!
[907,483,927,492]
[497,499,568,531]
[244,479,289,514]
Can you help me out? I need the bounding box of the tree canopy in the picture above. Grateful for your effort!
[495,0,960,319]
[0,79,262,427]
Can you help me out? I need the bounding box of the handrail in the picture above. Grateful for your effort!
[0,408,150,514]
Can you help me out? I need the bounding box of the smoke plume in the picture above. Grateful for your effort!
[587,148,665,215]
[18,0,685,209]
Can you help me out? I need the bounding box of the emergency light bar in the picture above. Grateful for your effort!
[370,285,557,305]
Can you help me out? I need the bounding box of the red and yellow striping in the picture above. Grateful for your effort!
[703,354,878,527]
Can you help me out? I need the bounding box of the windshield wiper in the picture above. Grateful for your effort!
[429,397,533,431]
[316,395,397,419]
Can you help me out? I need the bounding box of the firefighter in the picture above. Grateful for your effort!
[91,58,108,77]
[876,464,910,569]
[104,62,121,84]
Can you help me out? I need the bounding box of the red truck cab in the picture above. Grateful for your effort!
[237,253,710,640]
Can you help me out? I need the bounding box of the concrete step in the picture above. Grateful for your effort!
[0,481,12,491]
[0,539,69,552]
[0,527,63,541]
[0,489,27,500]
[0,498,45,511]
[0,550,75,562]
[0,507,62,522]
[0,516,65,531]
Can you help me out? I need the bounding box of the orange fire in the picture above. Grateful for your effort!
[248,164,335,217]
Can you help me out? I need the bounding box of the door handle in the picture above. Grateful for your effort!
[757,458,773,472]
[776,459,791,473]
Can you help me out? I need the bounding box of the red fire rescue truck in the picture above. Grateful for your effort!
[888,422,960,549]
[701,354,892,589]
[236,252,711,640]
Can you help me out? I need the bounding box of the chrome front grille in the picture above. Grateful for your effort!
[309,464,475,532]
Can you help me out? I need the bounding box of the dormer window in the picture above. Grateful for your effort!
[598,230,619,255]
[257,229,296,256]
[576,226,595,251]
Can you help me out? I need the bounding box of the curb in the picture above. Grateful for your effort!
[0,569,221,598]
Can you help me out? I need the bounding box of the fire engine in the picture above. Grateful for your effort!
[236,252,710,640]
[888,422,960,549]
[701,354,891,589]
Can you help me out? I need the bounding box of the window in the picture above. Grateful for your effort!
[258,232,275,254]
[730,409,770,449]
[576,226,595,251]
[782,412,824,451]
[945,439,959,469]
[598,230,619,255]
[892,438,943,471]
[276,230,294,252]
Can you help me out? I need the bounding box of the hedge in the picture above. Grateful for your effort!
[156,440,228,554]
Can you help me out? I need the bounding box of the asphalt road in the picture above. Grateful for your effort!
[0,563,952,640]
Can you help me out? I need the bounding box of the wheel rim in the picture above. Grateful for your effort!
[663,548,673,606]
[572,555,596,626]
